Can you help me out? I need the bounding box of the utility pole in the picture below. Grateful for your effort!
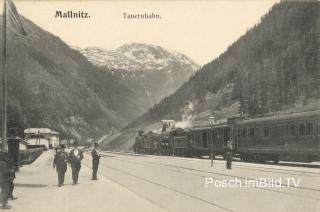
[2,0,7,151]
[208,116,215,167]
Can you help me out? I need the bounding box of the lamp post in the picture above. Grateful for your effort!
[208,116,215,167]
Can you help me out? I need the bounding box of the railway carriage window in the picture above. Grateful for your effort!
[255,127,261,137]
[213,131,217,140]
[289,124,296,136]
[242,128,247,138]
[272,126,277,136]
[249,128,254,137]
[306,122,313,135]
[299,123,306,136]
[237,129,241,138]
[263,126,270,137]
[224,128,230,140]
[278,125,285,137]
[202,132,208,148]
[285,125,290,136]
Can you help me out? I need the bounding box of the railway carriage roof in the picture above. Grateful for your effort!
[237,110,320,125]
[191,124,229,131]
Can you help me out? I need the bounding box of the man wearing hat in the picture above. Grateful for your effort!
[225,139,233,169]
[6,127,20,201]
[53,144,68,187]
[68,141,83,185]
[91,143,101,180]
[0,152,15,209]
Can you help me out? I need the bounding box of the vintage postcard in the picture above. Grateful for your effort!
[0,0,319,211]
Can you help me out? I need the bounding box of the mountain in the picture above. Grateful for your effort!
[73,43,199,108]
[74,43,198,72]
[0,15,148,140]
[128,1,320,129]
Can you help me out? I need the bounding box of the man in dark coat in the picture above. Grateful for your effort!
[225,140,233,169]
[53,144,68,187]
[6,127,20,200]
[0,152,15,209]
[91,143,101,180]
[68,141,83,185]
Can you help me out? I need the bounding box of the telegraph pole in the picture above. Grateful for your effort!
[2,0,7,151]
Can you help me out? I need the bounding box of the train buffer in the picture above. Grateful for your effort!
[11,150,165,212]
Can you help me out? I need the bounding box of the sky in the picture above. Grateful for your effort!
[11,0,278,65]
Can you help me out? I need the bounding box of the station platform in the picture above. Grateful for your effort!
[10,150,165,212]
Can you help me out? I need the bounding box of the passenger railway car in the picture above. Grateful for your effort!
[134,110,320,164]
[190,124,230,158]
[235,110,320,163]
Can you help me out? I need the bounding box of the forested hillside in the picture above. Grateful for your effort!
[0,16,147,140]
[129,1,320,127]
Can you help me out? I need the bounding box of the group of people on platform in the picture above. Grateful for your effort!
[0,136,102,210]
[53,141,101,187]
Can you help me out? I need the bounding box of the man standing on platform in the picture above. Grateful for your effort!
[53,144,68,187]
[0,152,15,209]
[225,140,233,169]
[68,141,83,185]
[7,127,21,200]
[91,142,101,180]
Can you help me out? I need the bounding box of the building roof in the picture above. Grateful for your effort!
[24,128,59,135]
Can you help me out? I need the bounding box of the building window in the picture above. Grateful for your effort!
[306,122,313,135]
[249,128,255,137]
[242,128,247,138]
[299,123,306,136]
[278,125,285,137]
[263,126,270,137]
[202,132,208,148]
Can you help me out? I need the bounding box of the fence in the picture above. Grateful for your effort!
[20,147,44,165]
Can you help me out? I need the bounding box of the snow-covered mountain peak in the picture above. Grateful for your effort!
[73,43,199,72]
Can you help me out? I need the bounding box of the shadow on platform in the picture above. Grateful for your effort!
[15,183,49,188]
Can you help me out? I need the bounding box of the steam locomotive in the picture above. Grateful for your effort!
[134,110,320,163]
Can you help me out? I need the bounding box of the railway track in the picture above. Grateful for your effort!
[102,164,235,212]
[146,156,320,178]
[82,151,320,212]
[99,152,320,195]
[103,150,320,176]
